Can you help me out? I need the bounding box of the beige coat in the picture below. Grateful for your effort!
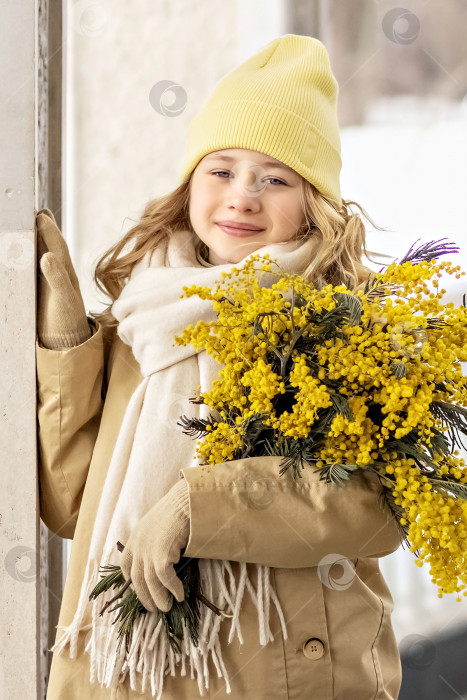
[37,317,404,699]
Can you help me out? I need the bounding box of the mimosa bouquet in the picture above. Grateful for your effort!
[90,238,467,656]
[174,238,467,602]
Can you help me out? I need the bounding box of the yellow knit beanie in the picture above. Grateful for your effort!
[178,34,342,209]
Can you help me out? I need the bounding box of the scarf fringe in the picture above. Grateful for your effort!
[51,556,288,698]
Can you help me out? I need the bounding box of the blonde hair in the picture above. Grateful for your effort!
[89,174,387,346]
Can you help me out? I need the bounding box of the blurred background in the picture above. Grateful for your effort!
[44,0,467,697]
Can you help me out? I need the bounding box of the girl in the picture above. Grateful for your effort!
[36,34,403,699]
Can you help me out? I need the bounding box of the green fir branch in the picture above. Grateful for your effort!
[390,360,407,379]
[433,381,453,395]
[427,427,452,458]
[387,421,450,464]
[426,317,449,329]
[429,478,467,500]
[305,305,353,341]
[260,435,312,480]
[374,475,414,554]
[332,291,363,326]
[109,591,148,655]
[398,238,460,265]
[88,564,125,596]
[363,274,376,295]
[316,462,361,486]
[239,411,271,458]
[330,392,354,421]
[430,400,467,452]
[365,280,400,303]
[177,414,219,438]
[89,543,232,658]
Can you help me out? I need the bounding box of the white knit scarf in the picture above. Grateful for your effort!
[51,227,321,698]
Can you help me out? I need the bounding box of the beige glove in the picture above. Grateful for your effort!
[36,208,92,350]
[120,479,191,613]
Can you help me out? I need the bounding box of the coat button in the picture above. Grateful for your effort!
[302,638,325,660]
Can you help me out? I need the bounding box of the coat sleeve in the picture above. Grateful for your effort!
[179,455,403,569]
[36,317,108,539]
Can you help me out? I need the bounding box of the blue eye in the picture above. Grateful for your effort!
[211,171,286,186]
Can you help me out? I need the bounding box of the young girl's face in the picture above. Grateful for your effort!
[189,148,306,264]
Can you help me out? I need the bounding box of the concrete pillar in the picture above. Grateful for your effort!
[0,0,64,697]
[0,0,41,696]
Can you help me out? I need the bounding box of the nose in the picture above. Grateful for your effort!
[225,167,262,211]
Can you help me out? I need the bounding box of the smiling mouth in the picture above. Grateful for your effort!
[216,223,264,237]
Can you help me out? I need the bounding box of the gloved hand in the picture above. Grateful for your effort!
[120,479,191,613]
[36,208,92,350]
